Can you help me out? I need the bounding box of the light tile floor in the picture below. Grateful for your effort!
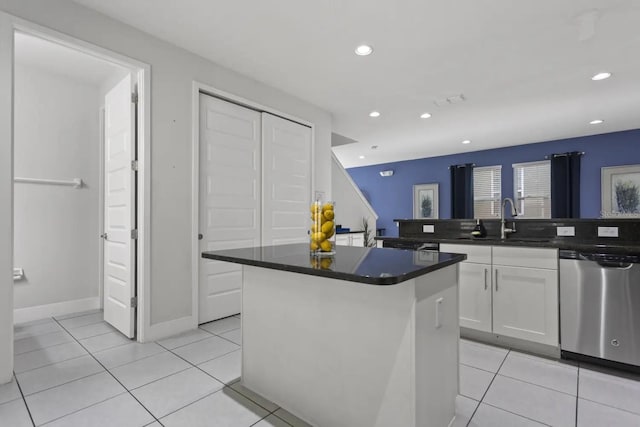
[4,311,640,426]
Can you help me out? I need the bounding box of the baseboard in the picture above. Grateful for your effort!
[14,297,101,324]
[144,315,197,343]
[460,327,561,359]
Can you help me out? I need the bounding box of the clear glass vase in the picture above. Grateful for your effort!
[309,200,335,256]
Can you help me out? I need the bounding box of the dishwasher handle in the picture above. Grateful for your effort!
[596,260,633,269]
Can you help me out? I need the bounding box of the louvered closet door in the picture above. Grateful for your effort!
[261,113,312,246]
[199,94,261,323]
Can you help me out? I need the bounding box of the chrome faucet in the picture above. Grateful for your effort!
[500,198,518,239]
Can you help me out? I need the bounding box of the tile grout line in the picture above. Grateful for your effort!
[157,338,280,417]
[51,317,163,426]
[480,401,554,426]
[12,374,36,427]
[466,348,511,426]
[15,352,89,376]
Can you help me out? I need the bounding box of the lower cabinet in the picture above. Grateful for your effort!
[492,265,559,346]
[459,262,492,333]
[441,243,559,346]
[336,232,366,247]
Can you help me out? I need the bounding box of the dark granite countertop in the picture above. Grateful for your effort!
[376,236,640,255]
[202,243,466,285]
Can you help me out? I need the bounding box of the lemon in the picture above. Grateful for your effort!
[310,241,319,251]
[311,223,318,233]
[310,202,321,213]
[324,228,335,239]
[323,209,334,221]
[311,232,326,242]
[320,240,333,252]
[321,221,334,234]
[321,203,333,212]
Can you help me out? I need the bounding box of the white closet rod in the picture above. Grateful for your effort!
[14,177,83,189]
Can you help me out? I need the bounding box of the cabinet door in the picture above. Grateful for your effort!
[351,233,365,247]
[492,266,559,346]
[335,235,350,246]
[459,263,492,332]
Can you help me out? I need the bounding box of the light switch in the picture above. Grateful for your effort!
[556,226,575,237]
[423,224,435,233]
[598,226,619,237]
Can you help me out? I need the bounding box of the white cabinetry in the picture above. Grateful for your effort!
[440,243,559,346]
[336,232,366,247]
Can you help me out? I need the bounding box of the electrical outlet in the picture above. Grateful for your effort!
[423,225,435,233]
[598,226,619,237]
[556,226,575,237]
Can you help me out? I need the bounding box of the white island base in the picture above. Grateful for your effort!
[240,264,460,427]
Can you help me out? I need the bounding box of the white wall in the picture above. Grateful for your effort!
[13,63,100,310]
[331,154,377,239]
[0,0,333,332]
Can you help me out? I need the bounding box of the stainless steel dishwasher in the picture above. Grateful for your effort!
[560,250,640,369]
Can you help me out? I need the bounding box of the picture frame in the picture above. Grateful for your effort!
[601,164,640,217]
[413,183,439,219]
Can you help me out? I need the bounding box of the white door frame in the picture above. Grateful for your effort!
[4,14,152,342]
[191,81,316,325]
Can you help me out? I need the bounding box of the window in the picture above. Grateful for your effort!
[513,160,551,218]
[473,165,502,218]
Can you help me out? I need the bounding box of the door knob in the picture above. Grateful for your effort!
[198,234,203,240]
[100,233,108,240]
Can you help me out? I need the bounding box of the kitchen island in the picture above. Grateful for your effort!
[202,244,466,427]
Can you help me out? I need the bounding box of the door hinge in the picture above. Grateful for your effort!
[130,297,138,308]
[131,92,138,104]
[131,160,138,171]
[131,229,138,240]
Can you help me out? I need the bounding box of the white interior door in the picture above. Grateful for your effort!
[103,74,136,338]
[261,113,312,246]
[199,94,261,323]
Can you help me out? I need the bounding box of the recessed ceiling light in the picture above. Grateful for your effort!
[369,111,380,118]
[420,112,432,119]
[590,119,604,125]
[371,145,378,150]
[591,72,611,81]
[462,140,471,145]
[355,45,373,56]
[359,155,365,159]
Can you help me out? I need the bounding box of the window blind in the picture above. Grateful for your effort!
[513,160,551,219]
[473,165,502,218]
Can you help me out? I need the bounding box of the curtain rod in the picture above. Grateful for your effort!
[448,163,475,169]
[545,151,585,159]
[14,177,83,189]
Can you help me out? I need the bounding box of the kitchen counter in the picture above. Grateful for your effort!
[202,243,465,285]
[201,244,464,426]
[377,236,640,254]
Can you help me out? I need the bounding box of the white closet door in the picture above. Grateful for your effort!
[261,113,312,246]
[199,94,261,323]
[103,74,136,338]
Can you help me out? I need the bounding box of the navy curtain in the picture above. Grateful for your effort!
[550,152,582,218]
[451,163,474,219]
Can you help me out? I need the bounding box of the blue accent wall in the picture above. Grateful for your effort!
[347,129,640,237]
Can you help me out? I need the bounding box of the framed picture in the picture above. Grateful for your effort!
[413,183,439,219]
[601,165,640,217]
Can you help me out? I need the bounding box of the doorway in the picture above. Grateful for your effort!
[11,29,148,340]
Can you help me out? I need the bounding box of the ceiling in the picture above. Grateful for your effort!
[71,0,640,167]
[15,32,127,87]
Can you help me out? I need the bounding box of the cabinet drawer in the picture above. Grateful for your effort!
[440,244,491,264]
[492,246,558,270]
